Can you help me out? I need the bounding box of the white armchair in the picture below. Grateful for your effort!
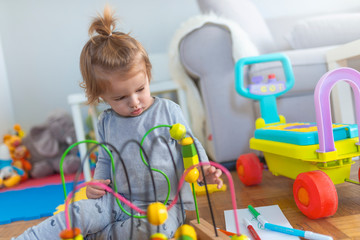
[169,0,360,165]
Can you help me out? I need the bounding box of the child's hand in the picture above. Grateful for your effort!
[197,165,223,189]
[86,179,111,199]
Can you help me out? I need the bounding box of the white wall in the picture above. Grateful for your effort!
[0,35,14,137]
[254,0,360,19]
[0,0,199,132]
[1,0,360,132]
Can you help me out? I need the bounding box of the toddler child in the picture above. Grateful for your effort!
[14,6,222,240]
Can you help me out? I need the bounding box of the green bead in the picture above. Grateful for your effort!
[181,144,197,158]
[176,235,194,240]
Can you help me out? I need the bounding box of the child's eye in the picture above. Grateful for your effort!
[115,96,125,101]
[137,87,144,92]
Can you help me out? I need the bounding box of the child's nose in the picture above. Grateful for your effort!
[129,95,140,107]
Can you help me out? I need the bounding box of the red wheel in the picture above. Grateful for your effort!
[236,153,262,186]
[293,171,338,219]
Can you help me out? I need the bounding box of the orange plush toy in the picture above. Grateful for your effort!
[12,145,32,181]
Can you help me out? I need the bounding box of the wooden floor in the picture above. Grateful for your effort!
[1,161,360,240]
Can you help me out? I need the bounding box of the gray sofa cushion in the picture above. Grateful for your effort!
[287,13,360,49]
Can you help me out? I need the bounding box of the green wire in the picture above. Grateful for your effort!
[139,125,172,206]
[59,139,143,219]
[192,182,200,224]
[60,124,195,221]
[140,124,200,224]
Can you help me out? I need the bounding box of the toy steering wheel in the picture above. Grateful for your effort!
[235,53,295,126]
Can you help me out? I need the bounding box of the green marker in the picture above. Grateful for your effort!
[248,205,333,240]
[248,205,260,218]
[248,205,268,226]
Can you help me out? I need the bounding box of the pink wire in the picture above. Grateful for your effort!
[167,162,241,236]
[64,182,146,229]
[64,162,241,236]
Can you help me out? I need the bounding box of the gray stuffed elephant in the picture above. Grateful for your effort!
[22,110,81,178]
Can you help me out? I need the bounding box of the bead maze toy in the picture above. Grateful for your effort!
[234,53,360,219]
[59,123,249,240]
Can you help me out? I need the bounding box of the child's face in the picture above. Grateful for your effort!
[100,66,154,117]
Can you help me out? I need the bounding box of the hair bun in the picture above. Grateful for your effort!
[89,5,116,37]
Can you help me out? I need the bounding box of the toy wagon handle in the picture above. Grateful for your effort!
[315,67,360,153]
[234,53,295,100]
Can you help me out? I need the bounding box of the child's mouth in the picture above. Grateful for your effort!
[131,108,142,116]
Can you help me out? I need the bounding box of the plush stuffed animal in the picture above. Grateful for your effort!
[3,124,32,181]
[22,110,81,178]
[12,145,32,181]
[0,144,22,188]
[3,133,22,158]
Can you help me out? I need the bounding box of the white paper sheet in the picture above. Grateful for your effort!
[224,205,300,240]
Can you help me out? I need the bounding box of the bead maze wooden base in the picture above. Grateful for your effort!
[169,218,230,240]
[189,218,229,239]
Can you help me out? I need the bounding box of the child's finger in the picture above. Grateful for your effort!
[91,187,106,196]
[216,178,223,189]
[207,166,216,174]
[87,186,106,199]
[92,179,111,189]
[214,169,222,177]
[91,183,105,190]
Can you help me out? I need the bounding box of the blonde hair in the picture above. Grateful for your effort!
[80,6,152,104]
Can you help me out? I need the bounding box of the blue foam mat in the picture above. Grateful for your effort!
[0,181,82,225]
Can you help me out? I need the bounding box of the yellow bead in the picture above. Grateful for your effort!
[74,234,84,240]
[170,123,186,140]
[184,168,199,183]
[231,234,250,240]
[147,202,168,226]
[180,137,193,146]
[174,224,197,240]
[150,232,168,240]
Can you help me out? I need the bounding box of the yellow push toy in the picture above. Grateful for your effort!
[235,53,360,219]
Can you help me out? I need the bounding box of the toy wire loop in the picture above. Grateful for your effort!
[62,161,242,236]
[60,125,243,237]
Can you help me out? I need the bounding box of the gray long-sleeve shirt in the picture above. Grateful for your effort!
[94,97,208,209]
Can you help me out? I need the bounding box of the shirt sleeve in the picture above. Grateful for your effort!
[93,111,112,180]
